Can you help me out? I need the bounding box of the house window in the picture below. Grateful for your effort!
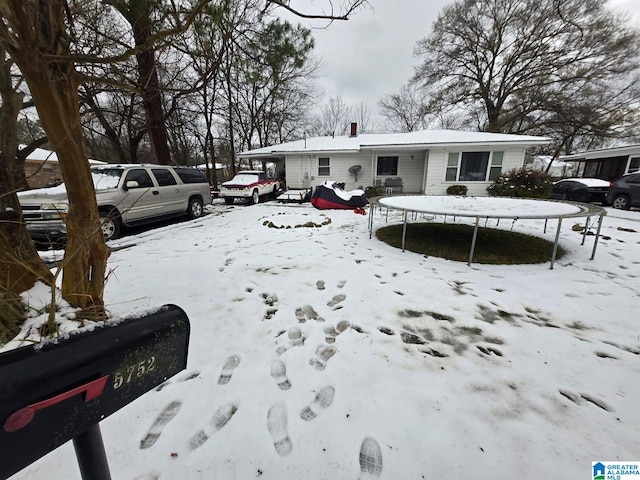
[446,151,504,182]
[628,157,640,173]
[318,157,330,176]
[42,164,55,174]
[376,156,398,176]
[489,151,504,181]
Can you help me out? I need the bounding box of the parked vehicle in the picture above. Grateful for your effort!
[607,173,640,210]
[549,178,611,204]
[220,171,281,205]
[19,165,212,244]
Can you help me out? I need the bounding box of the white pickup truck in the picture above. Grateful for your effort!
[220,171,281,205]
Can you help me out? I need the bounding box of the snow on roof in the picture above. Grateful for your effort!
[239,130,551,157]
[23,146,106,165]
[559,144,640,161]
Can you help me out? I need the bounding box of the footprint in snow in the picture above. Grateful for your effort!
[295,305,324,323]
[323,321,350,344]
[139,401,182,449]
[358,437,383,479]
[267,404,293,456]
[270,359,292,390]
[309,345,337,370]
[316,280,326,290]
[218,355,241,385]
[300,386,335,421]
[276,326,305,355]
[156,370,200,391]
[327,294,346,308]
[188,403,238,451]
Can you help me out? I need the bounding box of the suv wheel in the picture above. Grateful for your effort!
[612,194,630,210]
[251,189,259,205]
[188,197,204,219]
[100,211,121,241]
[224,197,234,205]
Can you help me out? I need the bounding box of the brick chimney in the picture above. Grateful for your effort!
[349,122,358,137]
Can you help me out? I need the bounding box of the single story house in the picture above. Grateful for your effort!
[237,125,550,195]
[557,145,640,181]
[23,147,106,189]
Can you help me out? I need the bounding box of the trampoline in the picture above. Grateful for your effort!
[369,195,607,269]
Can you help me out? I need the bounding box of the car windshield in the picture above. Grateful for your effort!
[91,168,123,190]
[229,174,259,185]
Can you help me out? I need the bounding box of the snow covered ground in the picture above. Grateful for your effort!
[8,199,640,479]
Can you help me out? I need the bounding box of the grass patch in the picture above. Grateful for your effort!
[376,222,566,265]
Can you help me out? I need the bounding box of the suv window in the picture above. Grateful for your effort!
[125,169,154,188]
[175,167,208,184]
[627,174,640,184]
[152,168,177,186]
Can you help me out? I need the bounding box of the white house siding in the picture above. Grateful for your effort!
[284,145,527,195]
[370,150,426,193]
[424,146,526,196]
[285,150,427,192]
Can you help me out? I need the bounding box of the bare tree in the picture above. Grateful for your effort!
[379,84,429,132]
[0,47,54,338]
[352,102,378,133]
[412,0,640,147]
[0,0,110,315]
[0,0,369,336]
[308,94,353,136]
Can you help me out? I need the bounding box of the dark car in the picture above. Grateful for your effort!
[549,178,611,204]
[607,173,640,210]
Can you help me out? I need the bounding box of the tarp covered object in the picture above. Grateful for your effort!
[310,181,368,210]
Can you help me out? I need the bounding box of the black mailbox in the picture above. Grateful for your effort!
[0,304,190,480]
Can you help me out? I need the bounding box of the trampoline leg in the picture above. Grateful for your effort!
[401,210,408,252]
[550,217,563,270]
[468,216,480,266]
[581,216,590,246]
[590,213,604,260]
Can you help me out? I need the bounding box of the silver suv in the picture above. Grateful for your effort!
[19,164,211,243]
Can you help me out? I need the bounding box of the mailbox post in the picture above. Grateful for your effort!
[0,304,190,480]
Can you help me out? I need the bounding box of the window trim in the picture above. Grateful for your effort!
[318,157,330,176]
[445,151,505,182]
[376,156,399,176]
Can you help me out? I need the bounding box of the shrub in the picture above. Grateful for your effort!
[446,184,468,196]
[486,168,553,199]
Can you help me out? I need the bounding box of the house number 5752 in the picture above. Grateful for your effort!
[113,356,156,389]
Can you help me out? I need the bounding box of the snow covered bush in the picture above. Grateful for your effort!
[486,168,553,199]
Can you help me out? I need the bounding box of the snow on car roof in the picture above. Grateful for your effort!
[223,173,260,186]
[17,172,120,197]
[555,178,611,187]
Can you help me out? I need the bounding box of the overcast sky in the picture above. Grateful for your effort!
[282,0,640,125]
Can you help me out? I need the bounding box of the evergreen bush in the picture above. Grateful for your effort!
[486,168,553,199]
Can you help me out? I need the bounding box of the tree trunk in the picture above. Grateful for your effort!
[135,46,172,165]
[2,0,110,311]
[0,45,55,339]
[0,77,55,339]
